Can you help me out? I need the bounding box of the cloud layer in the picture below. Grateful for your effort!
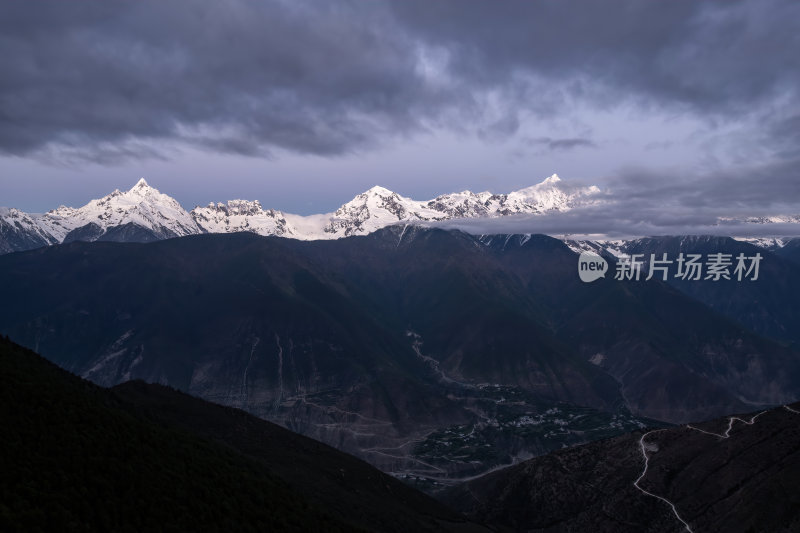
[2,0,799,225]
[0,2,439,160]
[2,1,798,161]
[433,159,800,239]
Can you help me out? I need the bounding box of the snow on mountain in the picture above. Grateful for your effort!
[32,178,200,243]
[733,237,787,250]
[563,234,796,259]
[0,174,615,251]
[322,185,448,237]
[0,207,57,244]
[562,239,629,258]
[719,216,800,249]
[724,215,800,225]
[191,200,295,238]
[0,207,59,254]
[319,174,601,238]
[188,174,601,240]
[424,190,494,219]
[189,186,443,241]
[9,173,796,253]
[425,174,600,219]
[485,174,601,215]
[31,206,83,243]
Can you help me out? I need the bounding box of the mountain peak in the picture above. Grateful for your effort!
[363,185,395,196]
[4,173,608,248]
[541,174,561,186]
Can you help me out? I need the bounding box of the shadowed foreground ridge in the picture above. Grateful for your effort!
[441,401,800,533]
[0,336,483,532]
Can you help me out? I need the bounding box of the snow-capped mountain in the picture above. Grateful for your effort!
[3,173,798,255]
[1,178,201,252]
[0,207,59,254]
[318,174,600,238]
[485,174,602,215]
[322,185,448,237]
[166,173,599,242]
[40,178,201,243]
[191,200,295,238]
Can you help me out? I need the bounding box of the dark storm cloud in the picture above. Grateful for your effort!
[0,1,442,160]
[766,114,800,160]
[528,137,596,152]
[607,157,800,211]
[388,0,800,114]
[1,0,798,162]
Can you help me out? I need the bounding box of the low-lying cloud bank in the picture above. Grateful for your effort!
[430,165,800,240]
[439,155,800,239]
[431,212,800,240]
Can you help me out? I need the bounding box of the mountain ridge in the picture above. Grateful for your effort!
[3,175,800,254]
[1,174,596,250]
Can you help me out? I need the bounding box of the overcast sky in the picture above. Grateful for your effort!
[1,0,799,234]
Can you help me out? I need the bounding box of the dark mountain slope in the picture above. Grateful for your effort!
[65,221,176,243]
[284,227,620,408]
[0,336,483,532]
[441,402,800,533]
[112,380,485,533]
[479,233,800,422]
[0,233,476,464]
[0,230,625,476]
[620,236,800,346]
[774,237,800,266]
[0,336,352,532]
[1,228,798,479]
